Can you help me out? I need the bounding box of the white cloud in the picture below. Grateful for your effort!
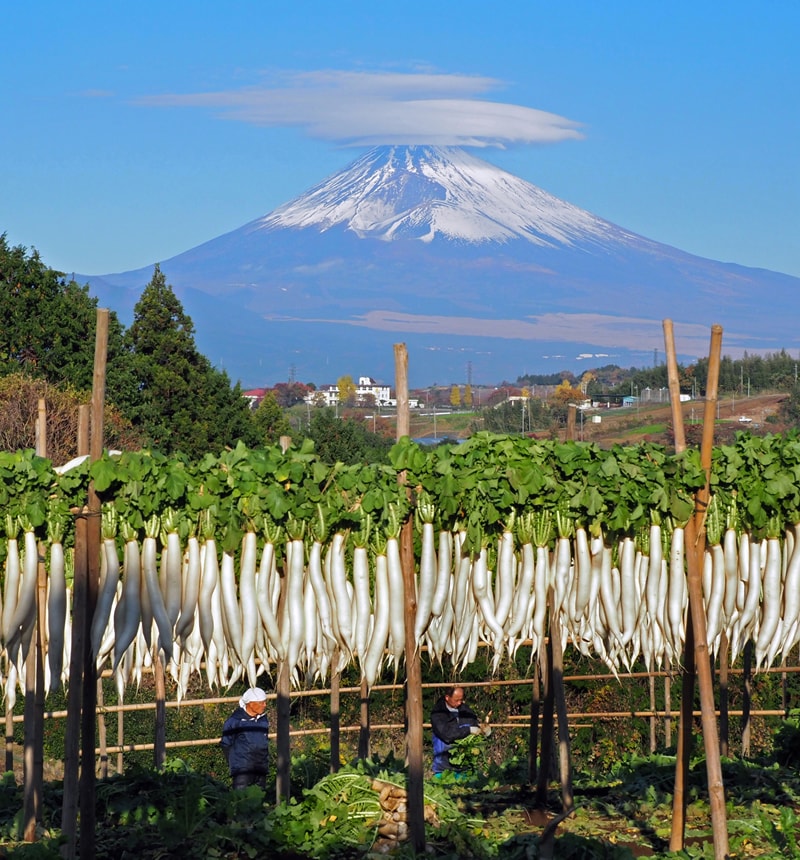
[135,70,584,147]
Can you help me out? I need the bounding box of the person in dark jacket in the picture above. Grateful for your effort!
[220,687,270,789]
[430,685,486,775]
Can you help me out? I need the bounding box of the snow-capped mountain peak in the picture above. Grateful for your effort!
[257,145,631,247]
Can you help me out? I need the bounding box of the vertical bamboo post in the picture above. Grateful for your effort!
[358,678,370,760]
[549,593,573,811]
[663,320,686,453]
[566,404,576,441]
[3,685,11,774]
[154,658,166,769]
[80,307,108,860]
[61,404,90,858]
[35,398,48,798]
[117,709,124,775]
[536,615,555,807]
[3,691,11,774]
[664,657,672,749]
[97,678,108,778]
[394,343,425,854]
[664,318,693,851]
[719,634,729,757]
[23,399,48,841]
[741,641,753,757]
[528,658,541,786]
[275,434,292,802]
[684,324,729,859]
[649,675,657,753]
[330,656,341,773]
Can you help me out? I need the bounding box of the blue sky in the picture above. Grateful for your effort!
[3,1,798,282]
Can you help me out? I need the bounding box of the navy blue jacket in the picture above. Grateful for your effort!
[430,696,479,773]
[220,707,270,777]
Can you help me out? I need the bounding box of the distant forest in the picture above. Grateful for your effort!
[517,350,800,398]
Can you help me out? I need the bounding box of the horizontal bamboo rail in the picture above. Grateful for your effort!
[9,660,795,770]
[13,663,799,723]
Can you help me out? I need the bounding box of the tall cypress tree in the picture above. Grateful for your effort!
[126,265,258,457]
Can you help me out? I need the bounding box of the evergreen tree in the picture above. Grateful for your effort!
[0,234,131,393]
[125,265,258,457]
[253,391,292,446]
[307,408,391,465]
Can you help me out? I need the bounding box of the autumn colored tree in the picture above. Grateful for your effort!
[450,385,461,408]
[337,375,357,406]
[552,379,584,406]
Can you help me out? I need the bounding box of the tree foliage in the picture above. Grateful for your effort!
[122,265,259,457]
[337,375,357,406]
[253,391,292,445]
[307,408,392,465]
[0,234,132,398]
[272,381,314,407]
[779,387,800,428]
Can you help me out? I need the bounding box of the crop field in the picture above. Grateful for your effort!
[2,411,800,858]
[2,733,799,858]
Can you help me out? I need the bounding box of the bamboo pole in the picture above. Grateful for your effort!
[275,434,292,803]
[61,404,90,859]
[664,319,694,851]
[536,620,555,807]
[330,659,341,773]
[97,679,108,778]
[35,398,47,800]
[394,342,425,854]
[358,678,370,760]
[741,641,753,757]
[154,658,166,769]
[683,324,729,859]
[528,658,541,786]
[719,633,729,757]
[549,595,574,811]
[117,708,124,775]
[649,675,657,753]
[664,657,672,748]
[3,684,11,774]
[663,319,686,452]
[23,399,48,841]
[79,308,108,860]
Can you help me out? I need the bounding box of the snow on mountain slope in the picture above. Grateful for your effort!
[256,145,638,248]
[81,145,800,387]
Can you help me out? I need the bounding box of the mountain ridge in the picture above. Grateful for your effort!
[81,145,800,388]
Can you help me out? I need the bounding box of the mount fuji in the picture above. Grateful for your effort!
[82,146,800,387]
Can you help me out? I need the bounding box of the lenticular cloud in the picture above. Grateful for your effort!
[135,69,584,147]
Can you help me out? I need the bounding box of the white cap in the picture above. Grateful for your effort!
[239,688,267,709]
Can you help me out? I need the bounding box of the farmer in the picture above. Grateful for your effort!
[430,685,490,776]
[220,687,270,789]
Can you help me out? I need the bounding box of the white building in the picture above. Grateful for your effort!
[306,376,392,407]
